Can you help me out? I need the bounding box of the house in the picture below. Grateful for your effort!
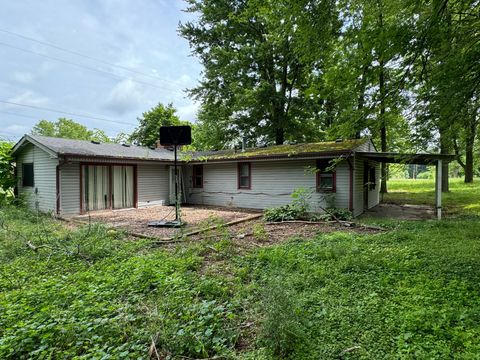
[10,134,453,218]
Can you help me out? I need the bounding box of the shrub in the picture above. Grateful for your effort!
[264,188,311,222]
[259,277,306,357]
[0,141,15,205]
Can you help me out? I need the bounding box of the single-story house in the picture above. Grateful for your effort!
[10,134,454,218]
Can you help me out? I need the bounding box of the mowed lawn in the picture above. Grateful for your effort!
[1,179,480,359]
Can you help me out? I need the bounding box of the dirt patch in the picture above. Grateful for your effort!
[72,205,259,239]
[190,219,384,251]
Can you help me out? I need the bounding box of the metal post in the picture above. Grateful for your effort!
[174,144,179,222]
[435,159,442,220]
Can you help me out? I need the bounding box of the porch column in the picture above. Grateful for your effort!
[435,159,442,220]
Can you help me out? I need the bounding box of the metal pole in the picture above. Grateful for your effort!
[436,159,442,220]
[174,145,179,222]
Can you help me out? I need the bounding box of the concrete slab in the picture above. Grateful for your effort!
[360,203,435,220]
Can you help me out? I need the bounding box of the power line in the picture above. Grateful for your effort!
[0,100,137,127]
[0,28,180,85]
[0,41,185,94]
[0,110,40,120]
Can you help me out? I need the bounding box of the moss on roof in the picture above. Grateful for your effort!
[190,138,368,161]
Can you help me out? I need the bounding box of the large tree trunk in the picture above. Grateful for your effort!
[275,127,285,145]
[356,62,368,139]
[379,59,388,194]
[464,118,476,183]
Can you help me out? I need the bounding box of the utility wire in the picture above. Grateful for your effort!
[0,100,137,127]
[0,110,41,120]
[0,41,184,94]
[0,28,180,85]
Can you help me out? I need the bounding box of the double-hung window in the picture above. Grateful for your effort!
[316,159,336,192]
[238,162,251,189]
[22,163,34,187]
[192,165,203,188]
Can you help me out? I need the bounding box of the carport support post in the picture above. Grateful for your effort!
[435,159,442,220]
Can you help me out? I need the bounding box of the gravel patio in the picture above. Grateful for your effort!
[73,205,261,239]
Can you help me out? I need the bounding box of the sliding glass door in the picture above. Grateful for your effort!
[112,165,134,209]
[82,165,110,211]
[82,164,135,212]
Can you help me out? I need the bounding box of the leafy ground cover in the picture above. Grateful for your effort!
[1,179,480,359]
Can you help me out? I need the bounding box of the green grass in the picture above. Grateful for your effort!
[385,178,480,217]
[1,179,480,359]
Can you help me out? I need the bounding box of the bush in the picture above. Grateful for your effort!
[264,188,310,222]
[0,141,15,205]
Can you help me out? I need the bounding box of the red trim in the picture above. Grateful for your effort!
[316,169,336,193]
[237,162,251,189]
[56,164,60,215]
[192,164,203,188]
[108,165,112,209]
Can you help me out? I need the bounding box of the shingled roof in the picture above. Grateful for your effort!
[11,135,175,161]
[185,138,371,162]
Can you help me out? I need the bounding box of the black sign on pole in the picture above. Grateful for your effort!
[159,125,192,146]
[148,126,192,228]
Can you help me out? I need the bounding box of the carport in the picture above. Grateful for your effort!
[358,152,456,219]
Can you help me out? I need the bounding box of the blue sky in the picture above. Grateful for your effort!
[0,0,202,141]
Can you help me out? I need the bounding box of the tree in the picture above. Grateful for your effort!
[128,103,185,148]
[180,0,337,145]
[31,118,111,142]
[0,140,15,204]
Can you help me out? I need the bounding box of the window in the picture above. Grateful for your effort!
[316,159,336,192]
[22,163,34,187]
[192,165,203,188]
[238,162,251,189]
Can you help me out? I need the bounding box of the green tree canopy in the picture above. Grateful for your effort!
[129,103,185,148]
[31,118,111,142]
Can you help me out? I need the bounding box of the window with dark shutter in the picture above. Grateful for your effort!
[22,163,34,187]
[316,159,336,192]
[192,165,203,188]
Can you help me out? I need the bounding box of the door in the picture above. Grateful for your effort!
[169,166,185,204]
[112,165,134,209]
[82,165,110,211]
[363,161,369,211]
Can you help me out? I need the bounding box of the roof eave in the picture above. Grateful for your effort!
[10,134,58,158]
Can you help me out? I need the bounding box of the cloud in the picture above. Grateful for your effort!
[7,90,49,107]
[11,72,35,84]
[103,79,143,115]
[177,102,199,122]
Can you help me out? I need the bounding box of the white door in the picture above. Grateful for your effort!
[169,166,185,204]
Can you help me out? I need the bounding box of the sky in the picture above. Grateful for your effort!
[0,0,202,142]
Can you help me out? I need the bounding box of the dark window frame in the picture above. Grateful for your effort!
[192,164,203,188]
[22,163,34,187]
[237,162,251,189]
[316,159,336,193]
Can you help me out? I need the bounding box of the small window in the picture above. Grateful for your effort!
[316,159,336,192]
[238,162,251,189]
[192,165,203,188]
[22,163,34,187]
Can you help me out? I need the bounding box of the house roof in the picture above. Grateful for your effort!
[186,138,370,162]
[358,152,456,164]
[11,135,175,161]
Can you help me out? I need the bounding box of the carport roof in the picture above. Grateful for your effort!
[358,152,456,164]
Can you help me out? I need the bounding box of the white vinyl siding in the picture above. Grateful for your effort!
[186,159,350,212]
[16,143,58,213]
[137,164,169,206]
[59,162,80,216]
